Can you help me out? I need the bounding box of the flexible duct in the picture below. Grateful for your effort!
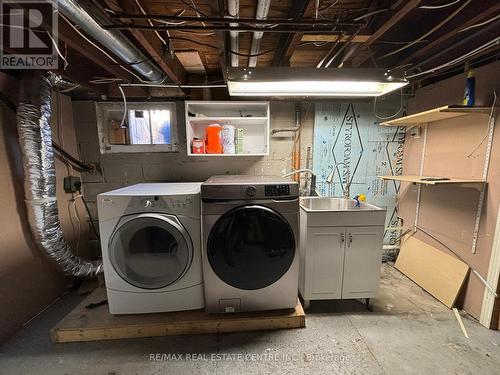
[17,71,102,277]
[56,0,166,83]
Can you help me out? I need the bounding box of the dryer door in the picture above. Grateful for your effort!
[108,213,193,289]
[207,205,295,290]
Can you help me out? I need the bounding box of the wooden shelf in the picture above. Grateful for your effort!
[380,105,493,127]
[379,175,486,189]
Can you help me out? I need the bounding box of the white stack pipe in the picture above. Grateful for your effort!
[248,0,271,67]
[227,0,240,67]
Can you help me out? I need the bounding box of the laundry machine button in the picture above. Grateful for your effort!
[245,186,257,197]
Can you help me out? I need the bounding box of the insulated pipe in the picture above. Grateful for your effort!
[56,0,166,83]
[227,0,240,67]
[248,0,271,67]
[17,71,102,277]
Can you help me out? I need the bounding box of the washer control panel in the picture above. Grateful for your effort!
[264,184,291,197]
[136,195,193,210]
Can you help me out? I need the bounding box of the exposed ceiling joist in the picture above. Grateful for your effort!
[117,0,186,84]
[272,0,311,66]
[176,51,206,74]
[399,2,500,66]
[352,0,421,67]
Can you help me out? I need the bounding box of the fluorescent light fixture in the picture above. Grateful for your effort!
[227,68,408,97]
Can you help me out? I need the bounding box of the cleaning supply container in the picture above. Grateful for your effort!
[221,124,236,154]
[205,124,223,154]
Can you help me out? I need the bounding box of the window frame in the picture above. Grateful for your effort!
[96,101,179,154]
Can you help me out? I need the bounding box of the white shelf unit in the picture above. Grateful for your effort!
[185,101,270,157]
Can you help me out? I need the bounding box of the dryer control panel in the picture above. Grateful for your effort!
[264,184,290,197]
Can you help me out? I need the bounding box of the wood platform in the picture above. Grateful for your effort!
[51,288,306,343]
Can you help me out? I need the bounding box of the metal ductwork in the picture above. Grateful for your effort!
[227,0,239,67]
[248,0,271,67]
[56,0,166,83]
[17,71,102,277]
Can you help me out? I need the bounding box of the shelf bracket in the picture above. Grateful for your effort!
[414,124,428,233]
[471,108,497,253]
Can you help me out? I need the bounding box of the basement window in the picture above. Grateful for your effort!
[96,102,179,153]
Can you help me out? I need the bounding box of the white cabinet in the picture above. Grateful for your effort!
[342,226,384,299]
[306,227,345,300]
[185,101,269,157]
[299,209,384,308]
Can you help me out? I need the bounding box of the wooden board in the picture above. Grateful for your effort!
[395,236,470,308]
[379,175,485,188]
[51,288,306,343]
[380,105,492,126]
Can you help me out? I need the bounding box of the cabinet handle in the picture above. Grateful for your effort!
[348,233,353,247]
[340,233,345,247]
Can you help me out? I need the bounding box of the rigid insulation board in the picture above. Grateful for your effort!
[313,101,405,244]
[395,236,470,308]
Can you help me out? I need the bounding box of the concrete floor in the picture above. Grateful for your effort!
[1,264,499,375]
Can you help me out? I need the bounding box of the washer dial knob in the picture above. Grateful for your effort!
[246,185,257,197]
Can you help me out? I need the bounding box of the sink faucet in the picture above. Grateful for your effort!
[326,162,351,199]
[283,168,317,196]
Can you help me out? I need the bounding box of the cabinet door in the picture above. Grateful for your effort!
[342,226,384,299]
[308,227,345,299]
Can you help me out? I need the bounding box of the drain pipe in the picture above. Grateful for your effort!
[56,0,166,83]
[248,0,271,67]
[17,71,102,277]
[227,0,240,67]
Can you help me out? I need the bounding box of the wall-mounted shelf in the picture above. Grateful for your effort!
[379,175,486,190]
[380,105,493,127]
[185,101,270,157]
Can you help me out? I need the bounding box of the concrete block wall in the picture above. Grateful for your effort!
[72,100,314,225]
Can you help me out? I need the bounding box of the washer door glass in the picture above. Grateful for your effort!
[109,215,192,289]
[207,205,295,290]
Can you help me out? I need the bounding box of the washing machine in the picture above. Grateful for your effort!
[201,175,299,313]
[97,183,204,314]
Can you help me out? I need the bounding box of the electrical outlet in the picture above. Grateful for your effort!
[64,176,81,193]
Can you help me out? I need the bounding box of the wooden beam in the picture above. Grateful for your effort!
[352,0,421,67]
[117,0,186,84]
[272,0,311,66]
[400,3,500,66]
[301,34,372,43]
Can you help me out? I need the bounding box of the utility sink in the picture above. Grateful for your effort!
[300,197,386,227]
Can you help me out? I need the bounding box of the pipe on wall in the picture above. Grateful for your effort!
[248,0,271,67]
[17,71,102,277]
[227,0,240,67]
[56,0,166,83]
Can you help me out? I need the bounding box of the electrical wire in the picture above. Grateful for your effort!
[77,189,100,240]
[406,36,500,79]
[353,9,388,21]
[134,0,167,45]
[72,194,83,255]
[459,14,500,33]
[467,90,497,158]
[373,88,404,120]
[118,85,127,128]
[60,14,146,83]
[381,0,471,59]
[419,0,461,9]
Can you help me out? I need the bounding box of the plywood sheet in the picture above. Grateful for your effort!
[51,288,306,343]
[395,236,470,308]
